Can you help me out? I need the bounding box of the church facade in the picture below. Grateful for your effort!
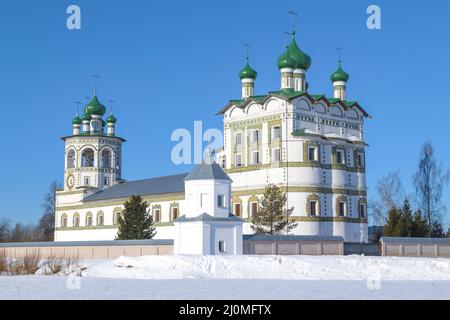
[55,29,370,244]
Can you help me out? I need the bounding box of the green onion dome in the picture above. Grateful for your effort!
[239,61,257,80]
[72,116,82,125]
[106,114,117,124]
[287,31,311,71]
[277,48,296,70]
[82,113,92,122]
[84,95,106,116]
[330,63,349,82]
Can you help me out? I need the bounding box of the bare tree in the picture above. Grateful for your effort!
[0,218,11,242]
[413,141,449,226]
[377,170,405,211]
[37,180,62,241]
[369,170,405,225]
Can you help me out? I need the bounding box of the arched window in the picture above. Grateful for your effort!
[101,149,112,168]
[67,149,76,169]
[97,211,104,226]
[85,212,93,227]
[73,214,80,227]
[61,214,68,228]
[81,148,95,167]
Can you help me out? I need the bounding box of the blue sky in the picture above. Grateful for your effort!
[0,0,449,226]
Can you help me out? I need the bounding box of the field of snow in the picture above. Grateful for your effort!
[84,255,450,281]
[1,255,450,299]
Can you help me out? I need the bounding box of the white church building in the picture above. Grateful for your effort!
[55,28,370,245]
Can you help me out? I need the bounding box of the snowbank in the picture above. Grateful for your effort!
[83,255,450,281]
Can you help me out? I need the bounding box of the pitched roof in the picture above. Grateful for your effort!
[184,161,231,181]
[83,173,188,202]
[175,213,243,222]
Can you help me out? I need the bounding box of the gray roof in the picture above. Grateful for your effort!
[84,173,188,202]
[184,161,231,181]
[380,237,450,244]
[243,234,344,242]
[0,239,174,248]
[175,213,243,223]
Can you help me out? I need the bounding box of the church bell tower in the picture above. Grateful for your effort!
[62,93,125,192]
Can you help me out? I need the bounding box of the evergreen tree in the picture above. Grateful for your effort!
[430,220,445,238]
[383,207,402,237]
[410,209,430,237]
[116,196,156,240]
[251,184,297,235]
[397,199,413,237]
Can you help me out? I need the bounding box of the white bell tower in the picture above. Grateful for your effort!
[62,94,125,192]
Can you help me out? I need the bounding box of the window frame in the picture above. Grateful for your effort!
[272,125,281,140]
[171,207,179,221]
[338,201,346,217]
[153,209,161,223]
[308,146,318,162]
[217,194,225,208]
[359,203,366,219]
[251,151,260,165]
[218,241,226,253]
[336,150,345,165]
[234,203,241,217]
[357,152,365,168]
[310,200,318,217]
[251,129,259,144]
[250,202,258,218]
[272,148,281,162]
[235,132,242,146]
[235,153,242,167]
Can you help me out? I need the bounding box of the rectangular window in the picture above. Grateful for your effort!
[359,204,366,218]
[336,150,345,164]
[235,133,242,146]
[272,126,281,140]
[221,157,226,169]
[234,203,241,217]
[251,151,260,165]
[154,209,161,223]
[200,194,209,208]
[218,241,226,253]
[272,148,281,162]
[338,202,346,217]
[235,154,242,167]
[217,194,225,208]
[103,177,109,186]
[310,201,317,216]
[250,202,258,218]
[172,207,179,220]
[357,153,365,168]
[251,130,259,144]
[308,146,317,161]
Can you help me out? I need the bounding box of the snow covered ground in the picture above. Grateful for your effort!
[1,255,450,299]
[84,255,450,281]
